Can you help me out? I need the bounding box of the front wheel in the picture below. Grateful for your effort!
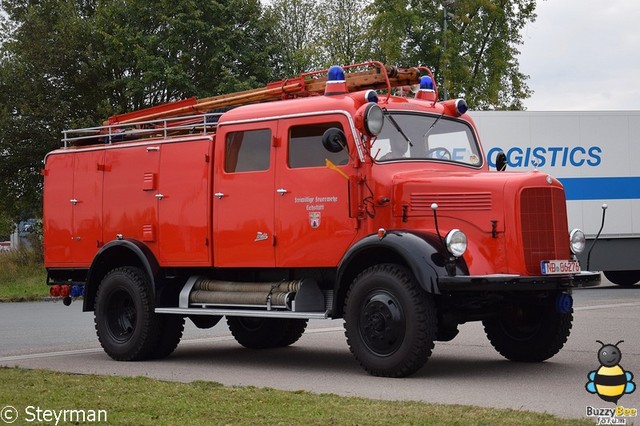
[94,267,160,361]
[483,295,572,362]
[344,264,437,378]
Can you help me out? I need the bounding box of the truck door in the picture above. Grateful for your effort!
[43,150,105,266]
[103,144,160,251]
[157,138,213,265]
[71,150,104,265]
[43,153,74,265]
[275,116,357,266]
[213,122,277,267]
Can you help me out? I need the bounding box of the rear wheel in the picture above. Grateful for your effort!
[94,267,160,361]
[227,317,306,349]
[344,264,437,378]
[278,319,308,347]
[483,295,572,362]
[604,270,640,287]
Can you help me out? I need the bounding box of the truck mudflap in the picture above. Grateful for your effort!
[438,271,600,292]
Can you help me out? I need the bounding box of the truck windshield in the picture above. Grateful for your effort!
[373,112,482,167]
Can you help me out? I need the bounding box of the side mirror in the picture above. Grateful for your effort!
[322,128,348,153]
[495,151,507,171]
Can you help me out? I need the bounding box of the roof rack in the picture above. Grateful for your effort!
[62,113,222,147]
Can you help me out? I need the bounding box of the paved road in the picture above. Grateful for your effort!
[1,280,639,419]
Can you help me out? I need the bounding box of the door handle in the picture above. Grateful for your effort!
[155,193,164,200]
[214,192,225,199]
[276,188,288,195]
[70,199,78,205]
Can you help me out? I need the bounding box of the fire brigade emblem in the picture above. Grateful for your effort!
[309,212,321,228]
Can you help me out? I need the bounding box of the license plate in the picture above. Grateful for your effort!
[541,259,581,275]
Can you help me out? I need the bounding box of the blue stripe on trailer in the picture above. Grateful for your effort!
[558,177,640,200]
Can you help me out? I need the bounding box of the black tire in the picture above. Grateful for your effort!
[483,296,572,362]
[278,319,308,347]
[148,315,185,359]
[604,270,640,287]
[94,267,160,361]
[227,317,291,349]
[344,264,437,378]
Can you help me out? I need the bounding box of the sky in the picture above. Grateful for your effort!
[518,0,640,111]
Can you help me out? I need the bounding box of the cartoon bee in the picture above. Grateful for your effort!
[586,340,636,403]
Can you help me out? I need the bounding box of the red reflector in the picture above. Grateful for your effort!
[50,285,61,297]
[59,285,70,298]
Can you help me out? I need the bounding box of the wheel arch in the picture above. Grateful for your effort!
[332,231,468,318]
[83,239,159,312]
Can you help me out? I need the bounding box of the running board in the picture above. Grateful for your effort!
[155,307,329,320]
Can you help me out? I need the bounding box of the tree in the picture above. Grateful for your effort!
[266,0,323,75]
[368,0,536,109]
[0,0,276,222]
[317,0,372,66]
[443,0,535,109]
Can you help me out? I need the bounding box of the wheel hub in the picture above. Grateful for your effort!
[107,291,136,342]
[360,292,405,356]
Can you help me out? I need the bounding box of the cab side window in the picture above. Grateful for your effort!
[288,122,349,168]
[224,129,271,172]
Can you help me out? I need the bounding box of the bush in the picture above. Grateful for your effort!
[0,248,41,276]
[0,248,47,301]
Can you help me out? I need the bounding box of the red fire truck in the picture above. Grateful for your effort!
[43,62,599,377]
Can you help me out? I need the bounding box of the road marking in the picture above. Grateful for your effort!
[0,326,346,363]
[0,348,103,362]
[575,302,640,311]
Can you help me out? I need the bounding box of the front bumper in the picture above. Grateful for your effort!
[438,271,600,292]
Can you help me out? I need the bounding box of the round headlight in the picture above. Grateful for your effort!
[570,229,586,254]
[364,103,384,136]
[445,229,467,257]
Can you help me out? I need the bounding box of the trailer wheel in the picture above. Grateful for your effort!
[604,270,640,287]
[148,315,185,359]
[344,264,437,378]
[94,267,160,361]
[483,296,572,362]
[227,317,291,349]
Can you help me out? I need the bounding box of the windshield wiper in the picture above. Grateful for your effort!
[383,108,413,147]
[423,112,445,140]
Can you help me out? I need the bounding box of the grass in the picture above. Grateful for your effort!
[0,249,48,302]
[0,367,593,426]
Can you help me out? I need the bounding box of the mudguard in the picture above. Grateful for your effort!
[333,231,469,315]
[83,239,160,312]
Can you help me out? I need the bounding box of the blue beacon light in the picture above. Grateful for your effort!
[325,65,348,95]
[416,75,436,101]
[420,75,435,91]
[327,65,346,82]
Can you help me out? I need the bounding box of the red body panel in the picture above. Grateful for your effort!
[44,136,213,268]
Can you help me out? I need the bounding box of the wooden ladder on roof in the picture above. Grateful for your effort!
[107,61,428,125]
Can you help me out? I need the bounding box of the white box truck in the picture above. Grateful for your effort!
[471,111,640,286]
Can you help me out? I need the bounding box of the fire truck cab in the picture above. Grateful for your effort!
[43,63,599,377]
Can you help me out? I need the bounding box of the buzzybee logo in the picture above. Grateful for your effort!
[586,340,636,404]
